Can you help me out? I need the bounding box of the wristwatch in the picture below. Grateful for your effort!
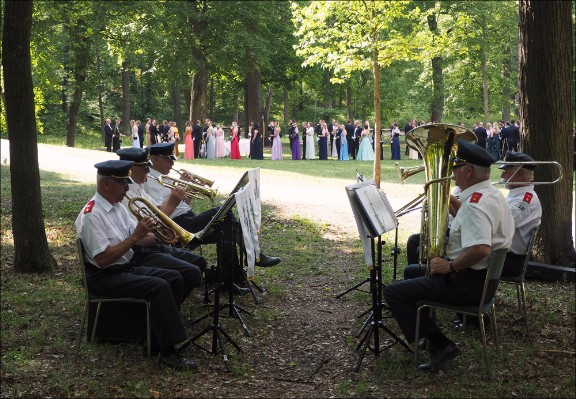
[449,260,457,273]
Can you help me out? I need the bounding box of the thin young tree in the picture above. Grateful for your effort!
[518,0,575,265]
[3,0,57,272]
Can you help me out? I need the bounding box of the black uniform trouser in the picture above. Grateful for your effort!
[383,269,487,344]
[85,262,187,350]
[132,245,204,304]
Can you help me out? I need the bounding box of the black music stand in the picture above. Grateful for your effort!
[345,182,412,372]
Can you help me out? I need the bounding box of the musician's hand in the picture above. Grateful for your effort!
[170,187,188,202]
[133,216,155,241]
[429,257,451,275]
[179,171,193,182]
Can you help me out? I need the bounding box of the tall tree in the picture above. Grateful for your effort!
[3,0,57,273]
[519,0,574,265]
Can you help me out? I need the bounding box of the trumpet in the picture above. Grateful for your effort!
[148,173,217,203]
[125,195,195,246]
[171,168,214,188]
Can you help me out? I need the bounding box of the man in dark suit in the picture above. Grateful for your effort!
[507,120,520,152]
[104,118,113,152]
[474,122,488,149]
[192,120,202,158]
[149,118,159,145]
[353,120,362,158]
[136,120,144,148]
[345,120,355,159]
[335,123,342,159]
[328,119,335,155]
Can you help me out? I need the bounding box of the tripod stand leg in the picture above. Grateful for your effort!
[229,304,251,337]
[354,323,374,372]
[335,277,370,299]
[355,311,373,338]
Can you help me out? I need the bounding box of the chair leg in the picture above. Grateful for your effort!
[91,303,102,344]
[515,284,522,313]
[414,307,423,364]
[75,301,89,362]
[478,313,493,379]
[145,302,151,358]
[491,306,499,355]
[519,282,528,334]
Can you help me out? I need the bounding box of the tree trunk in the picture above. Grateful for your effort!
[65,85,82,147]
[283,88,289,127]
[171,85,183,134]
[191,68,208,123]
[209,77,214,118]
[244,68,262,128]
[264,85,273,126]
[184,87,191,122]
[346,81,353,122]
[428,14,444,123]
[372,46,381,188]
[501,44,512,121]
[232,94,239,123]
[96,53,105,143]
[519,0,575,266]
[481,40,489,124]
[121,60,131,136]
[3,0,57,273]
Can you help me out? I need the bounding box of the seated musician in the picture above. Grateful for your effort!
[76,160,197,371]
[144,143,281,269]
[116,147,205,300]
[383,140,514,372]
[497,151,541,277]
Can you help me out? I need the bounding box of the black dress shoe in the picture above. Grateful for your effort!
[159,352,198,371]
[418,342,460,372]
[255,253,281,267]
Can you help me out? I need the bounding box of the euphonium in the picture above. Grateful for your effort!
[148,174,217,203]
[395,163,425,185]
[405,124,476,265]
[126,195,195,246]
[171,168,215,188]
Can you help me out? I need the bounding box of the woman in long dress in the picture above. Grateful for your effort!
[339,129,349,160]
[291,125,301,160]
[251,122,264,159]
[130,120,140,148]
[390,122,401,160]
[205,121,215,159]
[356,122,375,161]
[171,122,180,158]
[318,122,328,160]
[271,125,283,160]
[112,119,122,152]
[184,121,194,160]
[331,123,339,158]
[230,121,241,160]
[486,122,501,160]
[214,124,226,158]
[305,122,315,160]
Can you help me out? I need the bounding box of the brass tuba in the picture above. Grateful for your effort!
[147,174,217,203]
[126,195,195,246]
[405,124,476,265]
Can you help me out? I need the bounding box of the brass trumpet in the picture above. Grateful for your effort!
[125,195,195,246]
[148,173,217,203]
[171,168,214,188]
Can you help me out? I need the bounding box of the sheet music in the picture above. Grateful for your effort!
[235,182,259,280]
[354,184,397,236]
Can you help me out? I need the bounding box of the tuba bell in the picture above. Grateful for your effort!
[126,195,195,246]
[405,124,477,265]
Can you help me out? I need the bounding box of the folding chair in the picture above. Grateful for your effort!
[74,238,152,361]
[414,248,508,379]
[500,225,540,334]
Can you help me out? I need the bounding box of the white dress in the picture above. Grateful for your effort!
[305,127,315,160]
[206,127,216,159]
[131,125,140,148]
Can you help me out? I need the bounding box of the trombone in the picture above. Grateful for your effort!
[171,168,214,188]
[494,161,564,185]
[148,173,217,204]
[125,194,195,246]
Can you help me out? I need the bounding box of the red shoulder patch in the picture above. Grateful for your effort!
[470,192,483,203]
[522,192,533,204]
[83,200,95,214]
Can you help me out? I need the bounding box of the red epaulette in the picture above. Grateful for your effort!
[83,200,95,214]
[470,192,483,203]
[522,192,533,204]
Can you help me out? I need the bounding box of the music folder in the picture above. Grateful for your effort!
[194,170,252,241]
[346,180,397,238]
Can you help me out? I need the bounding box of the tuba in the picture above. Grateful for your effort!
[405,124,477,265]
[126,195,195,246]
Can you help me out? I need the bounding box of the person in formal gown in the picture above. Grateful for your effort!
[486,122,500,161]
[290,122,301,160]
[339,127,349,161]
[318,122,328,160]
[356,122,375,161]
[271,125,283,160]
[184,121,194,160]
[331,121,339,158]
[214,124,226,158]
[112,119,122,152]
[205,120,215,159]
[250,122,264,160]
[390,122,401,160]
[305,122,315,160]
[130,120,140,148]
[230,121,241,160]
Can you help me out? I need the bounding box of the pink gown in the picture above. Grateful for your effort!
[215,128,226,158]
[184,127,194,159]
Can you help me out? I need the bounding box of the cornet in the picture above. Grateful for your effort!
[148,173,217,203]
[171,168,214,188]
[125,195,195,246]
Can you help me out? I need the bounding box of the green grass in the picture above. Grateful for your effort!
[1,137,575,398]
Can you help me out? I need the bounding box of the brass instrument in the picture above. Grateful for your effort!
[148,174,217,203]
[395,163,425,185]
[125,195,195,246]
[171,168,215,188]
[494,161,564,185]
[403,124,477,265]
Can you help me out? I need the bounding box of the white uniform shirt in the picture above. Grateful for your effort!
[446,180,514,270]
[145,168,190,219]
[75,192,136,267]
[506,185,541,255]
